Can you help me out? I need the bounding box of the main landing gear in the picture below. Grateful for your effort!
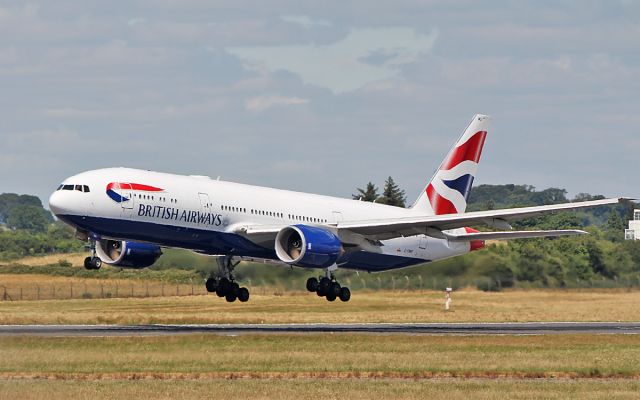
[205,256,250,303]
[306,268,351,302]
[83,240,102,270]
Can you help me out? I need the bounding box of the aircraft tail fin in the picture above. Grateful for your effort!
[411,114,490,215]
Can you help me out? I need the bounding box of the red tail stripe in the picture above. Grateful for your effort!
[441,131,487,170]
[464,227,485,251]
[426,184,458,215]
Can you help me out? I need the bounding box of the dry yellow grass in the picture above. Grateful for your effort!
[1,287,639,324]
[0,253,87,267]
[1,379,639,400]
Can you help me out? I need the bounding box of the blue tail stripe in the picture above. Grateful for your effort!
[442,174,474,200]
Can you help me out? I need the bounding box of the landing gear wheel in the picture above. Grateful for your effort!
[216,277,229,297]
[225,292,237,302]
[84,257,92,270]
[205,278,218,293]
[91,257,101,270]
[339,287,351,302]
[237,287,250,302]
[326,292,337,302]
[329,282,341,297]
[317,277,331,296]
[306,277,319,292]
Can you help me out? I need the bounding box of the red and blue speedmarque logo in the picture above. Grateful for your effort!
[106,182,164,203]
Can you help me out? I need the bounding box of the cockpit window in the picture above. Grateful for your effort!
[57,184,63,190]
[83,185,90,193]
[75,185,83,192]
[62,184,74,191]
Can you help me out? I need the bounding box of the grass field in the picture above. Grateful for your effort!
[1,379,640,400]
[0,334,639,399]
[1,287,639,324]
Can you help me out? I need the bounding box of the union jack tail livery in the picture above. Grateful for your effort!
[412,114,490,215]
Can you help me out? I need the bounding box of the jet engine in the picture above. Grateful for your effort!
[275,225,343,268]
[95,239,162,269]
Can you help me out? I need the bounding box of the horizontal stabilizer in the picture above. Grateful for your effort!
[444,229,587,242]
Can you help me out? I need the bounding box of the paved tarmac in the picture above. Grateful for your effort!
[0,322,639,336]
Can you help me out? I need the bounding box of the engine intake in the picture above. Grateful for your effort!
[275,225,343,268]
[95,239,162,269]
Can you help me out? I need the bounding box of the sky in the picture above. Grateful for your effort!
[1,0,638,206]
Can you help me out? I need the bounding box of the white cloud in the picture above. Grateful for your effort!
[227,27,438,93]
[245,95,309,112]
[280,15,332,29]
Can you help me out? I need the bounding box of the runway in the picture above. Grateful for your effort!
[0,322,639,336]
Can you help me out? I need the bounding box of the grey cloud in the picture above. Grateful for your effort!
[0,0,638,204]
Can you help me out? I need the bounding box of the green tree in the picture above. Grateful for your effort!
[585,240,613,278]
[352,182,379,202]
[0,193,51,224]
[6,205,50,232]
[377,176,406,208]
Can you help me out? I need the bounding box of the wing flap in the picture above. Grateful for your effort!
[444,229,587,242]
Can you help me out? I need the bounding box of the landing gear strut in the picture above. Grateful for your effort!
[83,240,102,270]
[205,256,250,302]
[306,267,350,302]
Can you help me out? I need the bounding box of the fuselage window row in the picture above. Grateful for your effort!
[217,205,327,223]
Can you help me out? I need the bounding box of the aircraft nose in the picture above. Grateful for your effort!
[48,190,65,216]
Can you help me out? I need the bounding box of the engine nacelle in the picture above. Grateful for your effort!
[95,239,162,269]
[275,225,343,268]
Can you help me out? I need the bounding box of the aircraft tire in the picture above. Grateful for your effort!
[306,277,319,292]
[326,292,337,302]
[237,287,250,302]
[84,257,93,270]
[317,277,331,296]
[205,278,218,293]
[329,282,341,297]
[339,287,351,302]
[91,257,102,270]
[216,278,229,297]
[225,292,237,302]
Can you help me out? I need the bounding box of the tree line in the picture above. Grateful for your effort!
[1,183,639,290]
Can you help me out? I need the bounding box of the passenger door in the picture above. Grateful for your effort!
[198,192,212,227]
[120,183,134,218]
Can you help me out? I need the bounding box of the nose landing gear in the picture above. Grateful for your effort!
[83,240,102,270]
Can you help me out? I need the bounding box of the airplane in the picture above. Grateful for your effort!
[48,114,625,303]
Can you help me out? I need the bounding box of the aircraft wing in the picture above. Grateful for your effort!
[335,197,626,241]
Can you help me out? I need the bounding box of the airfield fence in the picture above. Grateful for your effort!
[0,280,223,301]
[1,274,639,301]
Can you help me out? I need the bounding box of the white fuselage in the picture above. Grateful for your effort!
[49,167,474,271]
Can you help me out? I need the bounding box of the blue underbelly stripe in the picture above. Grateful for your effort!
[57,214,430,272]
